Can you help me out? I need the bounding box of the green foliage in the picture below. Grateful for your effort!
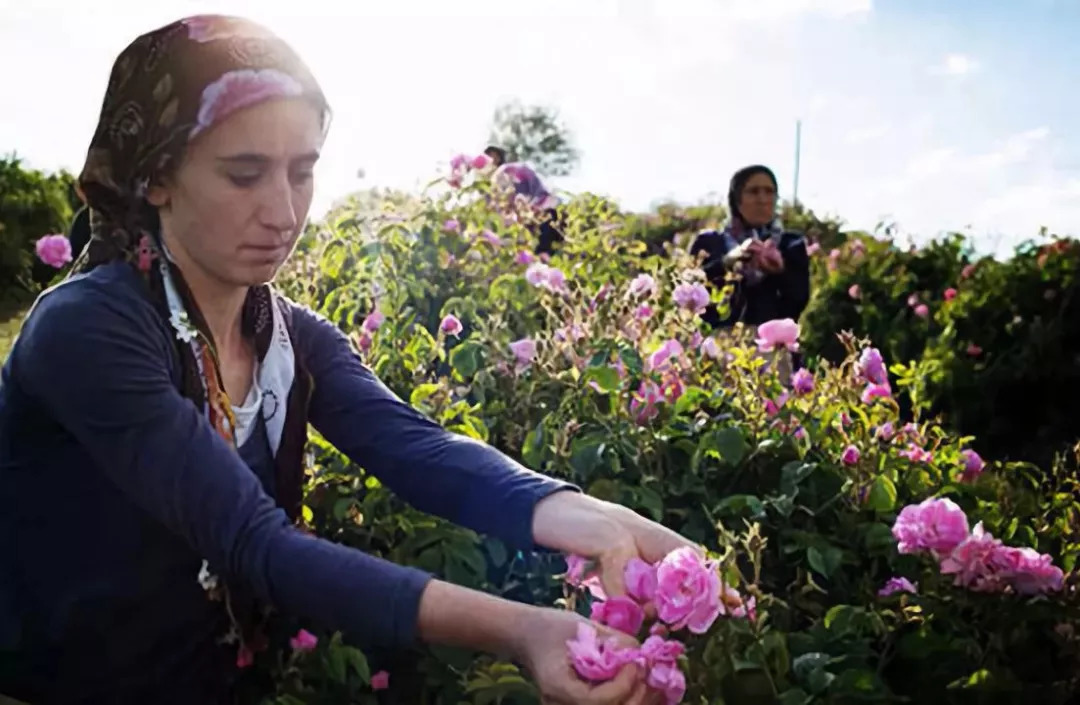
[254,170,1080,704]
[0,155,79,305]
[488,100,581,177]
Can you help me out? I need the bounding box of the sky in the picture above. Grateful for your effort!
[2,0,1078,257]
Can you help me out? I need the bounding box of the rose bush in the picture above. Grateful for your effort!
[237,160,1080,704]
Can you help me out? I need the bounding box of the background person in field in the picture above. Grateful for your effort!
[485,145,566,256]
[0,15,692,705]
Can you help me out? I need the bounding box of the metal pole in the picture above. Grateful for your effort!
[793,120,802,207]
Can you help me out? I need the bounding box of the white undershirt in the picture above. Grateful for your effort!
[231,361,262,447]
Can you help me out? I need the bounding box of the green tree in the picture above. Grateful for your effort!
[487,100,580,177]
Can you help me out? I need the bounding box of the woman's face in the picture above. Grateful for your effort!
[738,172,777,227]
[148,98,324,289]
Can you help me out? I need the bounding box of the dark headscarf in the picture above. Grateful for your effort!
[727,164,778,227]
[71,14,327,661]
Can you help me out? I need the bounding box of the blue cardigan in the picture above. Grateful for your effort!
[0,261,574,703]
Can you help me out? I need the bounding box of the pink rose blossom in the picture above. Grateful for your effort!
[791,368,815,396]
[995,545,1065,595]
[565,554,591,586]
[371,670,390,690]
[654,547,722,634]
[478,229,503,247]
[841,445,861,466]
[700,336,721,360]
[439,314,463,337]
[449,153,468,171]
[566,624,633,682]
[35,234,73,269]
[191,68,303,138]
[236,644,254,669]
[672,282,710,314]
[967,343,983,357]
[628,273,658,299]
[878,576,917,597]
[907,294,920,308]
[876,422,895,441]
[289,629,318,652]
[861,382,892,404]
[959,449,985,483]
[591,597,646,636]
[635,304,654,320]
[443,218,460,233]
[471,154,492,169]
[891,497,969,557]
[899,443,933,464]
[939,522,1005,592]
[625,558,658,603]
[944,287,957,301]
[362,311,386,333]
[806,241,821,255]
[355,332,373,353]
[914,304,930,318]
[509,338,537,370]
[961,264,977,279]
[525,263,568,293]
[515,250,536,266]
[755,318,800,353]
[858,347,888,385]
[848,284,861,299]
[646,660,687,705]
[638,634,685,666]
[630,380,663,425]
[648,339,684,373]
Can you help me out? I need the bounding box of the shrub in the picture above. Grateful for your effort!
[249,167,1080,704]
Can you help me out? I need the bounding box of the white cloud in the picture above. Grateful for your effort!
[971,127,1050,169]
[930,53,981,76]
[846,123,890,144]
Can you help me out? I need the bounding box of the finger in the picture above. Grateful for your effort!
[597,547,634,600]
[588,663,642,704]
[624,681,652,705]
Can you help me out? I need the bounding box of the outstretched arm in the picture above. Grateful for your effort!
[295,306,577,552]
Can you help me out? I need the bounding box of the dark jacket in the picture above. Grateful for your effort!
[690,227,810,328]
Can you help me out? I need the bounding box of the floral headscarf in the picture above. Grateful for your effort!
[72,14,328,669]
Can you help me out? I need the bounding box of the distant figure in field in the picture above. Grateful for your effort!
[484,146,564,256]
[690,165,810,330]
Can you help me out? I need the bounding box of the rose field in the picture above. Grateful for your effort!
[4,154,1080,704]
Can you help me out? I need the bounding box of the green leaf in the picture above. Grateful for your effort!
[793,652,831,681]
[634,486,664,521]
[521,423,545,469]
[863,523,896,554]
[325,647,347,682]
[301,504,313,525]
[866,475,898,512]
[714,494,766,519]
[807,545,843,579]
[673,386,710,415]
[778,688,813,705]
[449,341,483,380]
[342,646,371,682]
[618,347,644,376]
[780,461,817,496]
[332,497,354,522]
[569,437,605,476]
[584,365,620,393]
[409,382,441,408]
[702,427,747,466]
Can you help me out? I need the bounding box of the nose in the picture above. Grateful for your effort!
[259,173,299,236]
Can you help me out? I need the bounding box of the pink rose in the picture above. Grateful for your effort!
[289,628,318,652]
[858,347,888,385]
[524,263,568,293]
[355,332,373,353]
[439,314,463,337]
[639,634,685,666]
[791,368,815,396]
[944,287,958,301]
[914,304,930,318]
[899,443,933,464]
[449,153,468,171]
[672,282,710,314]
[861,382,892,404]
[907,293,920,308]
[591,597,646,636]
[625,558,658,603]
[191,68,304,138]
[443,218,460,233]
[876,422,895,442]
[630,380,663,425]
[877,576,917,597]
[509,338,537,370]
[699,336,721,360]
[967,343,983,357]
[997,546,1065,595]
[961,264,977,279]
[515,250,536,266]
[370,670,390,690]
[471,154,492,170]
[648,339,684,373]
[628,273,657,299]
[35,234,73,269]
[755,318,800,353]
[565,554,591,586]
[362,311,386,333]
[848,284,861,300]
[646,660,687,705]
[566,623,633,682]
[892,497,969,557]
[236,644,254,669]
[478,229,503,247]
[806,241,821,255]
[654,547,722,634]
[841,444,861,466]
[939,522,1005,592]
[959,449,985,483]
[636,304,654,320]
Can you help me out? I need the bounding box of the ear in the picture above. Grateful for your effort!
[146,181,170,208]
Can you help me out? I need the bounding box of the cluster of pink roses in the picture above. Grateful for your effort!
[891,497,1064,595]
[563,547,755,704]
[447,152,493,188]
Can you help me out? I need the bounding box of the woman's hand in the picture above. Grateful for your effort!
[514,607,661,705]
[753,242,785,274]
[532,492,698,599]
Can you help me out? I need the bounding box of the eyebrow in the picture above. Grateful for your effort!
[217,151,321,165]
